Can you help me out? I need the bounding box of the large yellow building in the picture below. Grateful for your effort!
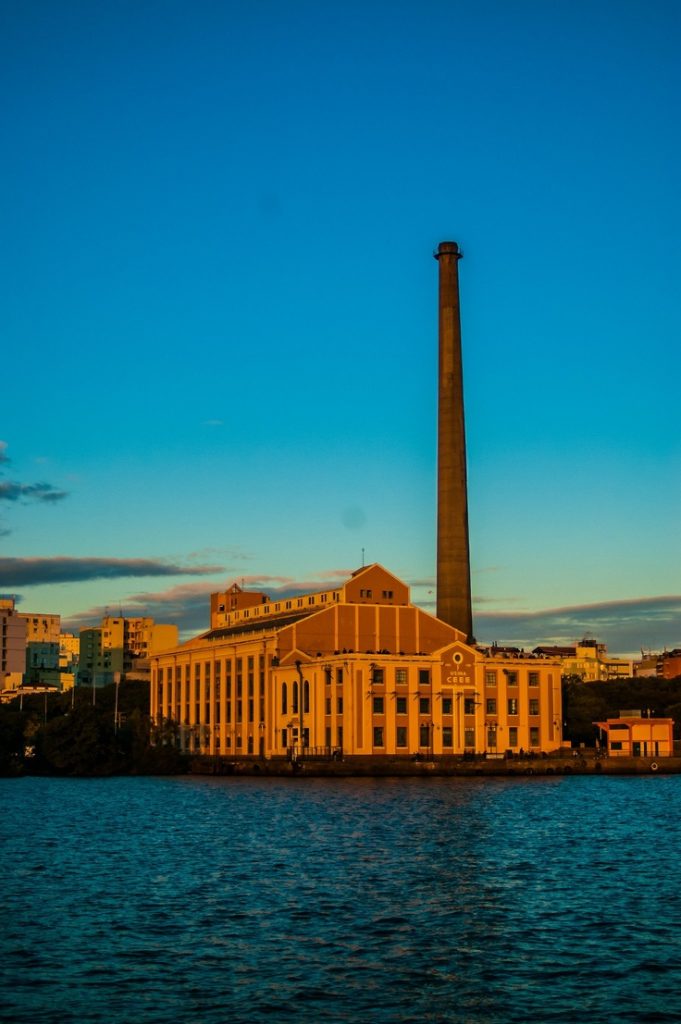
[151,565,563,759]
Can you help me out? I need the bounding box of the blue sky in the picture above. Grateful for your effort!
[1,0,679,657]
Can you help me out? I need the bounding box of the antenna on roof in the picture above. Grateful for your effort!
[361,548,365,567]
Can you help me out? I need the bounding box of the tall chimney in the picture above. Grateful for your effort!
[434,241,473,639]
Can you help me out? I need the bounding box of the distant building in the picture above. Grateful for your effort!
[0,598,26,691]
[594,712,674,759]
[79,615,179,687]
[534,639,633,682]
[633,649,681,679]
[58,632,80,690]
[151,564,564,760]
[20,612,61,687]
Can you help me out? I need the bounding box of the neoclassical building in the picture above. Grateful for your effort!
[150,565,563,759]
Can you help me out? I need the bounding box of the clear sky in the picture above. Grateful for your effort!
[1,0,680,657]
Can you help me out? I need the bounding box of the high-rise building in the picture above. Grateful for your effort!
[0,598,26,691]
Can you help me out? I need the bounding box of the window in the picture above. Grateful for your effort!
[486,698,497,715]
[303,681,310,714]
[506,670,518,686]
[419,697,430,715]
[442,726,453,747]
[396,726,407,748]
[419,724,430,747]
[530,727,540,747]
[529,699,540,716]
[485,670,497,686]
[281,682,287,715]
[508,727,518,746]
[382,590,393,599]
[372,667,384,685]
[337,696,343,714]
[611,741,623,750]
[292,682,299,714]
[281,728,288,748]
[508,698,518,716]
[442,697,453,715]
[419,669,430,686]
[373,696,384,714]
[464,697,476,715]
[487,728,497,748]
[336,668,343,686]
[360,588,372,598]
[464,728,475,747]
[396,668,407,685]
[325,697,331,715]
[396,696,407,714]
[373,726,384,747]
[529,671,540,687]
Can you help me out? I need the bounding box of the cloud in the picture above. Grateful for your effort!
[203,419,224,427]
[0,557,226,587]
[62,568,354,636]
[473,594,681,657]
[0,481,69,503]
[62,581,218,635]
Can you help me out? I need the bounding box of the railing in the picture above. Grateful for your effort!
[287,745,342,762]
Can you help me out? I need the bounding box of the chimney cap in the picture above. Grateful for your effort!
[434,241,462,260]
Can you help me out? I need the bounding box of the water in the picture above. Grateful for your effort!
[1,775,680,1024]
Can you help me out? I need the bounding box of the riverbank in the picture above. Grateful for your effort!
[189,752,681,777]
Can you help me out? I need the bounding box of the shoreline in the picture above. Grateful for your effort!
[188,753,681,778]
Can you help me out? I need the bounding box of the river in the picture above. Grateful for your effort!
[1,775,679,1023]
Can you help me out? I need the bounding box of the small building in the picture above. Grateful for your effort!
[594,712,674,758]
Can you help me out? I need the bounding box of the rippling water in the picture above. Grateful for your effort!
[1,775,680,1023]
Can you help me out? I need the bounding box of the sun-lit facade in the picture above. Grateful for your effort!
[150,565,563,759]
[594,714,674,758]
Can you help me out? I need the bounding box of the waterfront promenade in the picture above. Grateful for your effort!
[190,751,681,778]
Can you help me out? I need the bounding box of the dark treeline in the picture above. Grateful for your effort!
[563,676,681,746]
[0,681,187,777]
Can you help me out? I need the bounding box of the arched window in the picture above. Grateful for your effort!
[303,680,310,714]
[292,681,299,713]
[281,682,287,715]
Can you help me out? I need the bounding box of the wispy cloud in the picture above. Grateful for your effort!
[0,557,226,587]
[0,481,69,503]
[63,568,354,636]
[473,595,681,656]
[0,443,69,517]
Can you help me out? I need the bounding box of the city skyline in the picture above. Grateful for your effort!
[2,1,680,658]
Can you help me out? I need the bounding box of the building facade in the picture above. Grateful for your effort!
[79,616,179,686]
[151,565,563,759]
[594,714,674,758]
[535,640,633,682]
[1,598,26,691]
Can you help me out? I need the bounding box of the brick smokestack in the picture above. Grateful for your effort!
[434,241,473,639]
